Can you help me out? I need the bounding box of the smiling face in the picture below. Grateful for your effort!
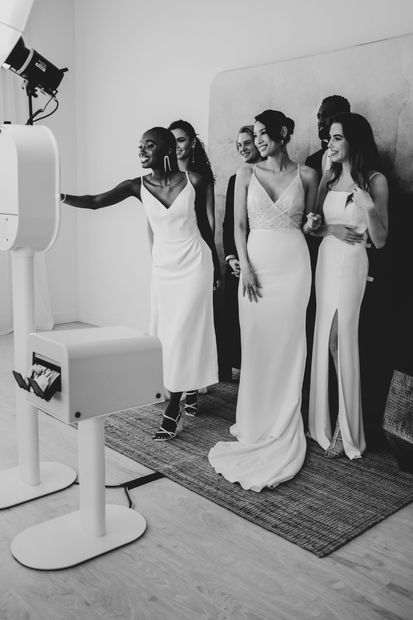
[253,120,281,158]
[171,128,194,161]
[237,131,260,163]
[328,122,350,164]
[138,131,168,168]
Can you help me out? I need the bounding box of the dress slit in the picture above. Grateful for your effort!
[308,189,368,459]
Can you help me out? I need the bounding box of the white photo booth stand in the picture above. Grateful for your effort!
[12,326,163,569]
[0,123,77,507]
[0,124,164,569]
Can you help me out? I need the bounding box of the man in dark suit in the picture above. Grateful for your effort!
[222,126,261,378]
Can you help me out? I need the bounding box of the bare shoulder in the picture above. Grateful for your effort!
[129,176,144,201]
[236,164,253,182]
[188,171,203,188]
[370,171,388,193]
[299,164,318,185]
[130,177,143,191]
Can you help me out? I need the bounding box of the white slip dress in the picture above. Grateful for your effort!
[208,167,310,492]
[141,173,218,393]
[308,187,371,458]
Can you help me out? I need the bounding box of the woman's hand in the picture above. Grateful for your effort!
[228,258,241,277]
[351,186,375,212]
[328,224,364,244]
[306,212,322,231]
[241,264,262,302]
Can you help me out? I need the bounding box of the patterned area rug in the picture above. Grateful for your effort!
[105,382,413,557]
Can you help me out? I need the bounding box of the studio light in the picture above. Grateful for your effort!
[0,0,68,123]
[3,36,67,97]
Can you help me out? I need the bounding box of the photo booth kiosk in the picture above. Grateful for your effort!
[11,326,163,569]
[0,123,77,508]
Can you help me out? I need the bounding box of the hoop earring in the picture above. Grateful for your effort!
[163,155,172,173]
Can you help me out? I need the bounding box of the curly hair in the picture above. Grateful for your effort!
[254,110,295,146]
[321,95,350,113]
[168,119,215,184]
[327,113,382,193]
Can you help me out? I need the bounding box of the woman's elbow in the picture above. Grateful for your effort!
[373,231,388,249]
[90,195,105,210]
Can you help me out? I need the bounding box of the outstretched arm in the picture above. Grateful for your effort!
[61,178,141,210]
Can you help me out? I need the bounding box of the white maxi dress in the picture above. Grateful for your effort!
[209,167,310,492]
[141,174,218,393]
[308,189,369,458]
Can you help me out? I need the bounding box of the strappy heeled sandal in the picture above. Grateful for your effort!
[324,422,345,458]
[153,407,183,441]
[184,390,199,417]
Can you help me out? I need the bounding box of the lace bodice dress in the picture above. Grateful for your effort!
[209,167,311,491]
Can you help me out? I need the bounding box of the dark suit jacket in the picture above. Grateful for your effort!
[223,175,237,258]
[305,148,325,181]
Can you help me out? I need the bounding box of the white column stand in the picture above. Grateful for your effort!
[79,417,106,537]
[11,413,147,570]
[0,249,76,509]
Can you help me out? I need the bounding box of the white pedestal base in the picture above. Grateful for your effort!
[0,461,76,509]
[11,504,147,569]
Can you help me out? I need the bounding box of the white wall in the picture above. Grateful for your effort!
[25,0,78,324]
[73,0,413,330]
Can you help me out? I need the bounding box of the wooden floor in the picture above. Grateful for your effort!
[0,325,412,620]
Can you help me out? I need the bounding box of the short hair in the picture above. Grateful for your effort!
[235,125,254,149]
[321,95,351,113]
[254,110,295,145]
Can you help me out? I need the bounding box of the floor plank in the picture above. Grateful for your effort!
[0,325,412,620]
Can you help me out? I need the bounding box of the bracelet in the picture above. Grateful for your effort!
[225,255,237,264]
[61,193,66,203]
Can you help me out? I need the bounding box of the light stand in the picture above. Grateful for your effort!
[26,82,36,125]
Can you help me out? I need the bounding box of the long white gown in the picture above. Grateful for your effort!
[141,173,218,393]
[308,189,368,459]
[208,167,310,492]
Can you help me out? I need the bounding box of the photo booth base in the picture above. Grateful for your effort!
[11,505,146,570]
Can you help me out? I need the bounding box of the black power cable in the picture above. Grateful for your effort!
[74,472,165,510]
